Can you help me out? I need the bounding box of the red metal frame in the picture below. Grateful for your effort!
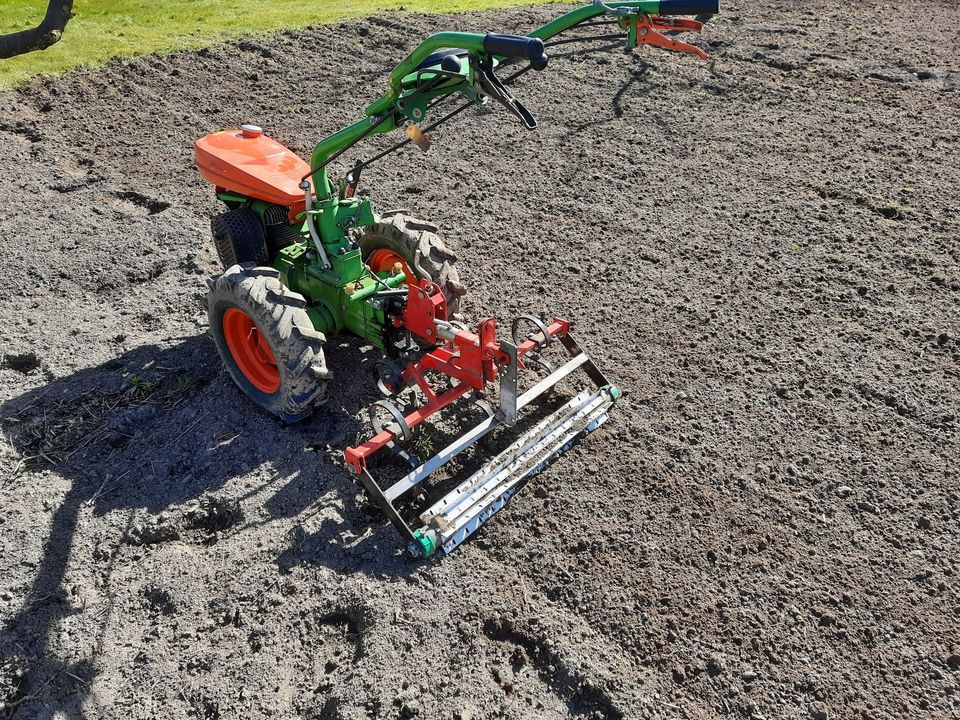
[399,280,449,339]
[625,14,708,61]
[344,280,572,474]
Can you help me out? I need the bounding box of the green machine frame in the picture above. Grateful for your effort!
[213,0,717,349]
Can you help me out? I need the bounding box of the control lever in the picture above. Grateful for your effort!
[345,161,363,198]
[475,61,538,130]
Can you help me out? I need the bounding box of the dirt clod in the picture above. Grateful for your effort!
[2,353,41,374]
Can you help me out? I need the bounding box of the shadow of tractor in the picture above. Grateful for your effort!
[0,333,414,717]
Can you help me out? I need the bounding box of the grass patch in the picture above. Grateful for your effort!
[0,0,554,88]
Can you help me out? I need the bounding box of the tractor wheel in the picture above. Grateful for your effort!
[207,265,331,423]
[358,212,465,316]
[211,209,269,268]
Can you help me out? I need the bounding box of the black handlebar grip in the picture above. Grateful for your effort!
[483,33,549,71]
[657,0,720,14]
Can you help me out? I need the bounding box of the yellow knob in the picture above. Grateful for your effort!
[391,262,404,276]
[344,284,355,296]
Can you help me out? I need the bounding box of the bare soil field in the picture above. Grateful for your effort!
[1,1,958,718]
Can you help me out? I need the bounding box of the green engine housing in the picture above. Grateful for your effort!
[216,189,405,352]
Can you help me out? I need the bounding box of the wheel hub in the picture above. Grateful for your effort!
[367,248,414,281]
[222,307,280,393]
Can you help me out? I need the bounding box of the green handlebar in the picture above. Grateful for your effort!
[312,0,720,187]
[384,32,548,97]
[387,32,487,97]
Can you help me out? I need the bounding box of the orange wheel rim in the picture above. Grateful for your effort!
[222,307,280,394]
[367,248,414,281]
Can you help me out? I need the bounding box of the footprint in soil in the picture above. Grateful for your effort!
[124,493,244,547]
[0,121,43,144]
[291,610,363,717]
[141,584,177,617]
[482,619,621,719]
[103,190,170,217]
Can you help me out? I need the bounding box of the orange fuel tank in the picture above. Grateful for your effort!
[194,125,313,207]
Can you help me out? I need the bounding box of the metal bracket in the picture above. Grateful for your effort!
[498,340,519,426]
[357,468,419,546]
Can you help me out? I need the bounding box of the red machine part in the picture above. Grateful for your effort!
[344,282,572,474]
[400,280,448,340]
[222,308,280,393]
[627,14,708,60]
[194,127,313,219]
[367,249,415,283]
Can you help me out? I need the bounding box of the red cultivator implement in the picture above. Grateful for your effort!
[345,280,619,557]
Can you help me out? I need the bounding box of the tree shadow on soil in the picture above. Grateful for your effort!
[0,333,416,717]
[560,57,656,141]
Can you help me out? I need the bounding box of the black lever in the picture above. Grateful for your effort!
[475,61,538,130]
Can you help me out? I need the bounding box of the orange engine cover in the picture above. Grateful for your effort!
[194,127,313,207]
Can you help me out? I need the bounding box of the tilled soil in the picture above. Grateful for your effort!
[1,2,959,718]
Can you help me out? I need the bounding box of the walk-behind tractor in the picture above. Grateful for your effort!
[194,0,717,558]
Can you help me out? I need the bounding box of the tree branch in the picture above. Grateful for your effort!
[0,1,75,60]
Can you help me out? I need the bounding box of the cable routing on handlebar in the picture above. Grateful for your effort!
[330,3,714,186]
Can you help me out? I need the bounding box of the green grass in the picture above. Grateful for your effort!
[1,0,552,87]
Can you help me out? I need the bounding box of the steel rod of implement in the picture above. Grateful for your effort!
[437,399,611,543]
[382,352,592,502]
[437,399,612,555]
[515,349,591,407]
[416,386,617,555]
[422,389,612,525]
